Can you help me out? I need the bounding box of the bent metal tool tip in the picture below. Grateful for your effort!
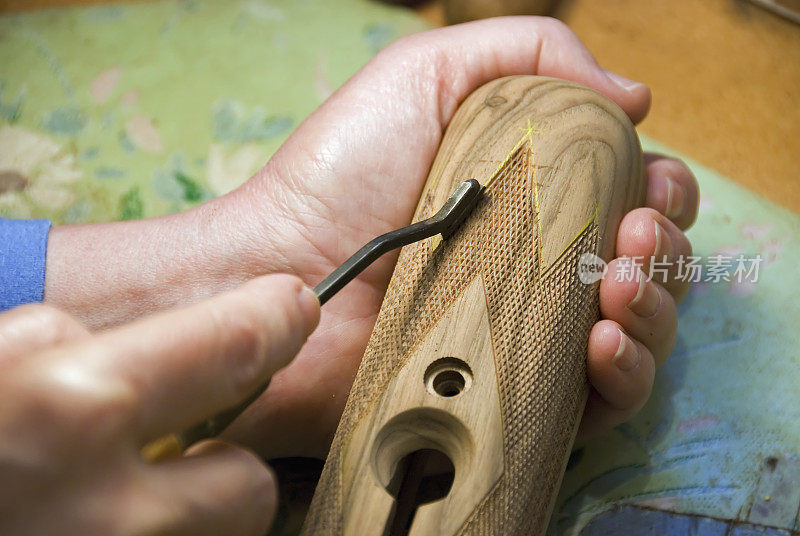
[313,179,483,305]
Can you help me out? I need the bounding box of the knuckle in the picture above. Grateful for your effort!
[537,17,585,49]
[16,304,87,346]
[70,395,137,447]
[0,369,137,464]
[216,275,307,396]
[214,311,266,392]
[15,303,75,331]
[375,32,440,79]
[30,364,138,445]
[81,380,139,441]
[230,316,264,360]
[371,37,407,65]
[541,16,572,35]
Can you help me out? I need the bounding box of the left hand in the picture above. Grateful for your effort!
[45,18,699,459]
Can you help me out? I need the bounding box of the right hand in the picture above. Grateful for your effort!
[0,275,319,536]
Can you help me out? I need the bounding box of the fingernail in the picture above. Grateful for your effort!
[653,220,673,262]
[298,284,321,337]
[613,329,641,371]
[627,268,661,318]
[664,175,685,219]
[604,69,646,93]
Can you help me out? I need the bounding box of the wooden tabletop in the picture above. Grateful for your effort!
[4,0,799,213]
[421,0,800,213]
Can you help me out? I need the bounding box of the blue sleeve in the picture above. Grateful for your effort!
[0,217,52,312]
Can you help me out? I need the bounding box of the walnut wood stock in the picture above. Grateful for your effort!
[302,76,645,536]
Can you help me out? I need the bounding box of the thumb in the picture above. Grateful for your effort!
[364,16,650,125]
[48,273,321,442]
[533,18,650,122]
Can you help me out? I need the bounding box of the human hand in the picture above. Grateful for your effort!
[0,275,319,536]
[45,17,698,458]
[217,17,698,456]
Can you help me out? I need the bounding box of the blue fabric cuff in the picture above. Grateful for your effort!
[0,217,52,312]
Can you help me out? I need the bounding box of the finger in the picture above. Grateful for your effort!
[0,304,89,366]
[599,259,678,367]
[643,154,700,230]
[141,440,277,536]
[615,207,693,303]
[58,274,320,442]
[578,320,655,439]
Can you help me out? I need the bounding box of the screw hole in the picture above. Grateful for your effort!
[424,357,472,398]
[432,370,465,397]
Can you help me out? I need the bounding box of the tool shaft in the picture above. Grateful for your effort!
[314,179,482,304]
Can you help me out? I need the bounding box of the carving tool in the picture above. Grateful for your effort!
[314,179,483,304]
[141,179,484,461]
[302,75,646,535]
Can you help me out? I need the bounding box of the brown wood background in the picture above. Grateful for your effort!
[3,0,799,212]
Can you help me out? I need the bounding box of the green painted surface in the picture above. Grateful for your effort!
[0,0,426,221]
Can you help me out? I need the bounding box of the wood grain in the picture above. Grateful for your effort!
[302,75,645,535]
[341,275,503,535]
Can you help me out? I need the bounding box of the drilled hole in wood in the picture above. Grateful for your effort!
[433,371,464,397]
[384,449,455,536]
[424,357,472,398]
[371,409,473,534]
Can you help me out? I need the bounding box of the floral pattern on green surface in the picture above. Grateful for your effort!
[0,0,427,223]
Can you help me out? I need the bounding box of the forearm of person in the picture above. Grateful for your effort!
[43,197,276,329]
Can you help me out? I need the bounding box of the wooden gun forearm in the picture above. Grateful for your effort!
[302,75,645,536]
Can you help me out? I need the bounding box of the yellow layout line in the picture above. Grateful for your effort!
[431,118,599,269]
[484,118,542,189]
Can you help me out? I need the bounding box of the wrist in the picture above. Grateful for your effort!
[44,204,253,329]
[42,163,303,329]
